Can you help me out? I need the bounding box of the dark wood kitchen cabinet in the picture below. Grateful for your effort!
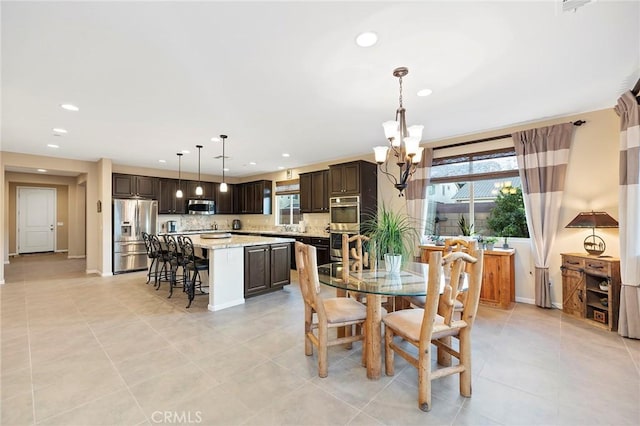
[329,160,377,201]
[238,180,272,214]
[186,180,213,199]
[112,174,158,199]
[290,236,330,269]
[158,178,186,214]
[215,183,236,214]
[300,170,329,213]
[244,243,290,297]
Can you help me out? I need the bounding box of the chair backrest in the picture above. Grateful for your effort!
[164,235,179,259]
[458,243,484,330]
[444,238,473,253]
[142,232,153,258]
[418,251,444,347]
[295,241,326,320]
[149,234,163,257]
[341,234,370,280]
[439,251,477,325]
[180,236,196,263]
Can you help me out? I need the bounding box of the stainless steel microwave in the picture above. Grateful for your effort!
[187,199,215,215]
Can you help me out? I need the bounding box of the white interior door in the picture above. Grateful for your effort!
[18,187,56,253]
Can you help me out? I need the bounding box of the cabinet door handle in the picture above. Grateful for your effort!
[588,264,604,269]
[567,260,580,265]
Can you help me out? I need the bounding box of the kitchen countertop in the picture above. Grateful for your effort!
[190,234,295,250]
[161,229,330,239]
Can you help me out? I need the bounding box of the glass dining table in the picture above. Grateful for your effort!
[317,261,467,380]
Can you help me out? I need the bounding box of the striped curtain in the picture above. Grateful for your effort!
[512,123,575,308]
[615,91,640,339]
[406,148,434,243]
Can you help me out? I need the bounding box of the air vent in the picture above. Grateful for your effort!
[562,0,593,12]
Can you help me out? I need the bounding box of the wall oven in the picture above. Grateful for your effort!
[329,196,360,233]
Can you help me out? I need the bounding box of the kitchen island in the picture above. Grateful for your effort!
[189,234,295,311]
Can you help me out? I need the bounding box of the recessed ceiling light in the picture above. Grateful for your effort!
[356,31,378,47]
[47,144,59,148]
[181,150,190,154]
[159,160,166,163]
[249,161,257,166]
[52,128,67,134]
[211,137,221,142]
[37,169,47,173]
[282,153,290,158]
[417,88,433,97]
[60,104,79,111]
[278,166,285,170]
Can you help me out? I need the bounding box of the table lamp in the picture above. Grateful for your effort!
[565,211,618,256]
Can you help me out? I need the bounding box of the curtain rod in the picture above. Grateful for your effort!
[432,120,586,151]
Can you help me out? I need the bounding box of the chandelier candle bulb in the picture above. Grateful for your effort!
[412,147,424,164]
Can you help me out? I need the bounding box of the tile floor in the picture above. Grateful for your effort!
[1,253,639,425]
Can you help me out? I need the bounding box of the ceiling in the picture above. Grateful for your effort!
[2,1,639,178]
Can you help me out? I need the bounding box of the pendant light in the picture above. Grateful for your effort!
[195,144,203,196]
[176,152,184,198]
[219,135,228,193]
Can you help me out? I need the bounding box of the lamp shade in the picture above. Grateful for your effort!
[565,211,619,229]
[373,146,389,163]
[382,121,398,139]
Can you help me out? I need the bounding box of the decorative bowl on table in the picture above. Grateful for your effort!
[599,281,609,291]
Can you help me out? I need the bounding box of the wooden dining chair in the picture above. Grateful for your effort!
[382,246,484,412]
[295,241,367,378]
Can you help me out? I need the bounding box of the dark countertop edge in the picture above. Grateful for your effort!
[160,230,330,239]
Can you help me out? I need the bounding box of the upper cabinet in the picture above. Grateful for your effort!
[112,174,158,199]
[329,160,377,210]
[158,178,186,214]
[329,160,377,197]
[238,180,272,214]
[215,183,236,214]
[186,181,214,199]
[300,170,329,213]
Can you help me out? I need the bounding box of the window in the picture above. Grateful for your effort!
[275,180,301,226]
[425,148,529,239]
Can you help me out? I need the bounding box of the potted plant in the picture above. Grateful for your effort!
[362,204,417,274]
[458,215,473,236]
[484,236,498,251]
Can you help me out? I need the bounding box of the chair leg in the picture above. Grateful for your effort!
[384,325,395,376]
[437,336,452,366]
[318,323,328,378]
[304,306,313,356]
[168,264,177,298]
[459,328,472,397]
[345,324,353,349]
[418,344,433,412]
[147,257,156,284]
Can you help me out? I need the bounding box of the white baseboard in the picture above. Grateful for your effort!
[9,252,17,257]
[515,296,562,309]
[67,255,86,259]
[100,271,113,277]
[0,280,5,285]
[208,299,245,311]
[55,249,69,253]
[4,260,9,265]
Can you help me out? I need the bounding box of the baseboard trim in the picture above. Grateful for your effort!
[100,272,113,277]
[67,255,86,259]
[515,296,562,309]
[0,280,5,285]
[55,249,69,253]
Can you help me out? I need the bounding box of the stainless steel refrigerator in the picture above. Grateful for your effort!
[113,199,158,274]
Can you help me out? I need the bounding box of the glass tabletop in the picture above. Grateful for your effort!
[317,262,467,297]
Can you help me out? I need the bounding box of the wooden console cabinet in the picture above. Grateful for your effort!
[561,253,621,331]
[420,245,515,309]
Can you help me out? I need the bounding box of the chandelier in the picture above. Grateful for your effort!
[175,152,184,198]
[195,144,203,196]
[373,67,424,196]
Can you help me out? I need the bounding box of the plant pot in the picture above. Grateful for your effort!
[384,254,402,274]
[486,243,495,251]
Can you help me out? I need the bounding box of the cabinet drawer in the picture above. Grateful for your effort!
[585,259,611,276]
[310,237,329,246]
[562,256,585,270]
